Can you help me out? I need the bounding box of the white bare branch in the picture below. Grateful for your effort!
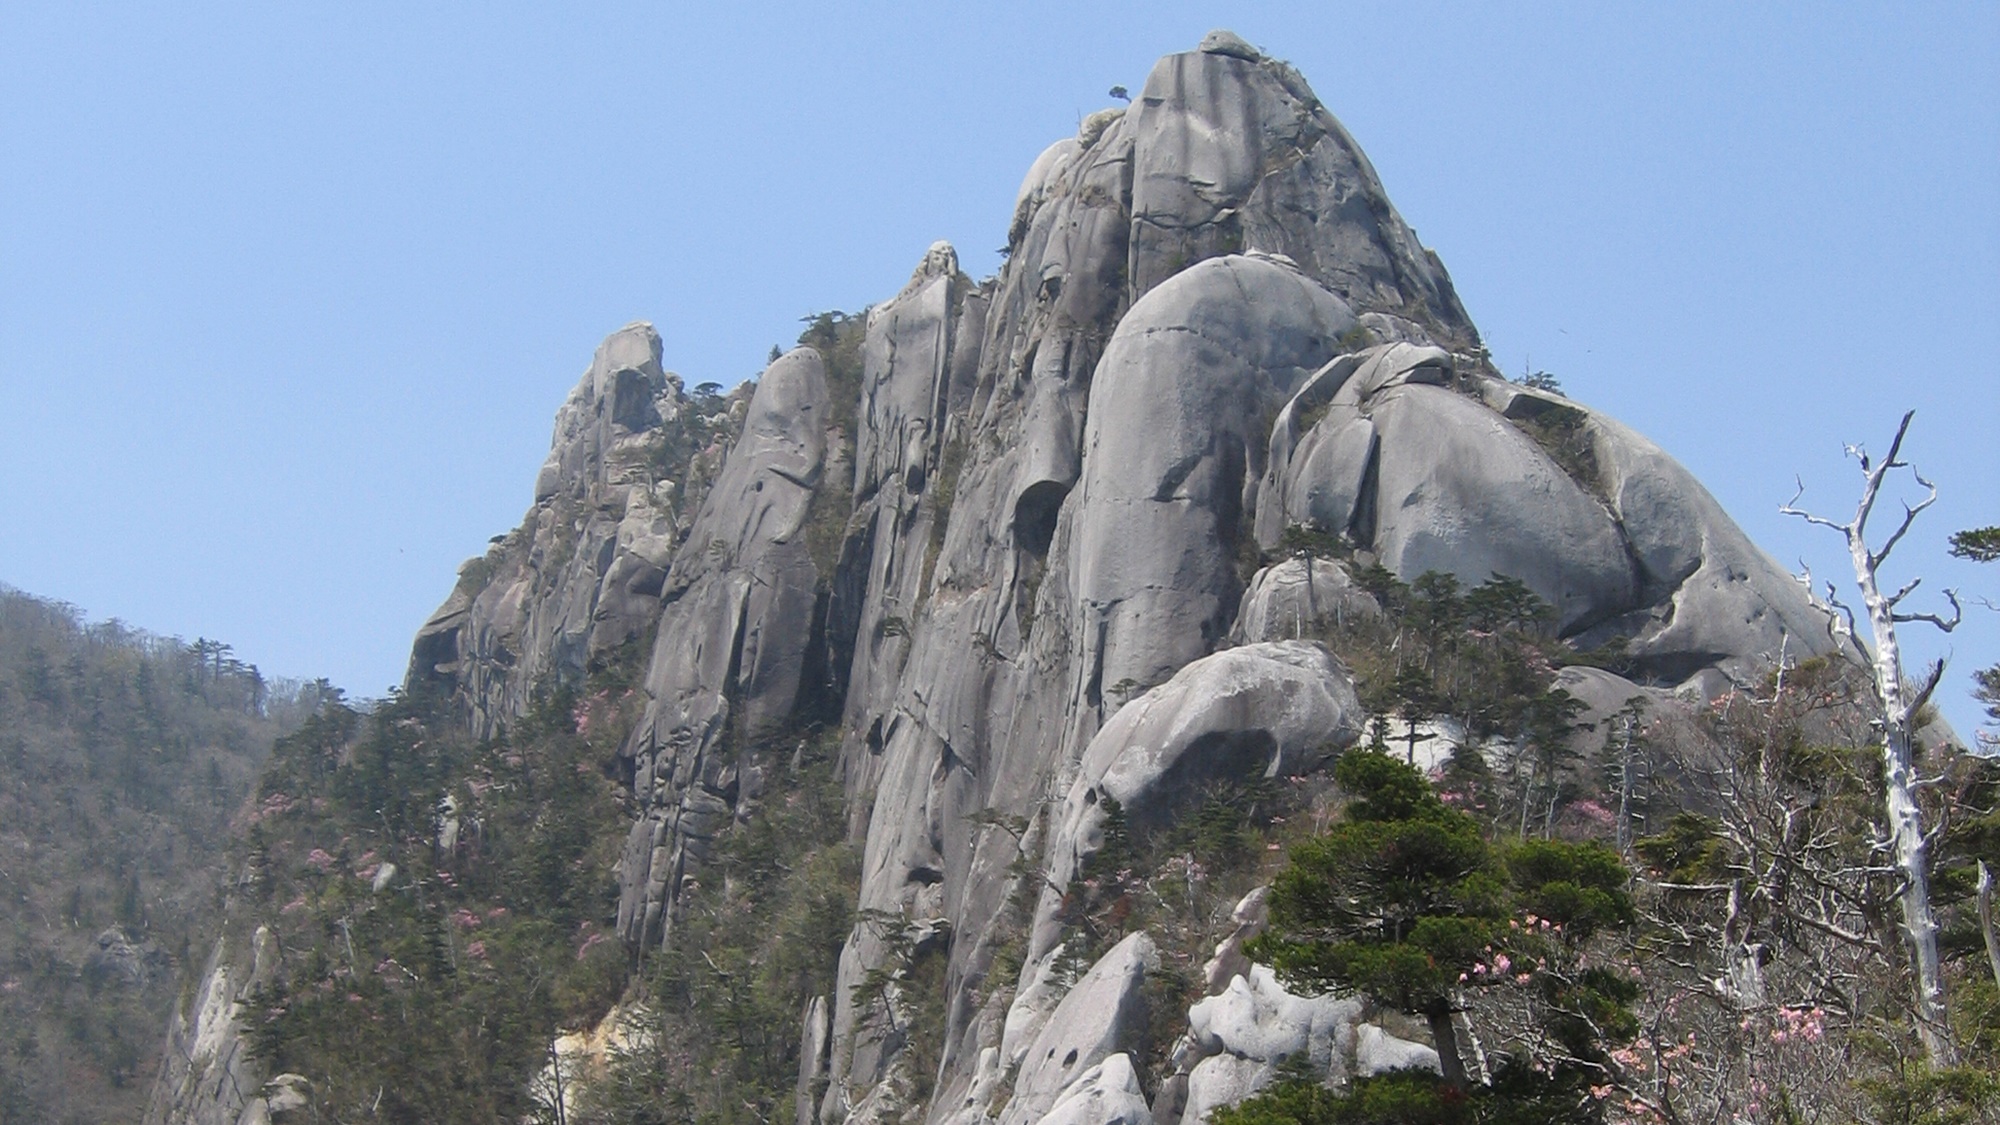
[1873,465,1939,569]
[1779,408,1957,1066]
[1780,479,1849,533]
[1893,588,1962,633]
[1885,575,1923,607]
[1910,659,1950,718]
[1821,581,1860,646]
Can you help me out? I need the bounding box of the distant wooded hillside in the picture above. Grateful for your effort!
[0,585,325,1123]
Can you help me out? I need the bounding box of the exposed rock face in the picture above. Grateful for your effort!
[407,323,710,738]
[1025,642,1362,971]
[1230,557,1381,644]
[835,242,982,811]
[1034,1054,1154,1125]
[87,925,172,988]
[998,934,1157,1125]
[1067,255,1356,715]
[155,29,1846,1125]
[144,928,278,1125]
[1352,1025,1441,1077]
[1583,411,1836,680]
[617,347,831,948]
[1256,342,1837,675]
[1164,894,1437,1125]
[1125,32,1476,347]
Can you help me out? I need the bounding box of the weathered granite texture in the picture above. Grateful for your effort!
[143,928,278,1125]
[407,322,729,739]
[1256,341,1837,678]
[616,346,831,948]
[156,29,1843,1125]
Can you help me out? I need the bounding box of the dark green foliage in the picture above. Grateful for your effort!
[1951,527,1999,739]
[1632,812,1729,884]
[1508,404,1601,497]
[1949,527,2000,564]
[1255,753,1503,1021]
[238,678,638,1123]
[575,729,859,1125]
[1324,565,1602,838]
[797,310,868,444]
[790,309,877,633]
[1059,778,1294,978]
[1251,751,1637,1115]
[1859,1060,2000,1125]
[1506,839,1634,940]
[1461,575,1552,635]
[1211,1059,1617,1124]
[1163,777,1282,871]
[1348,562,1407,610]
[1278,522,1345,560]
[1408,572,1466,662]
[1211,1069,1474,1125]
[0,586,312,1123]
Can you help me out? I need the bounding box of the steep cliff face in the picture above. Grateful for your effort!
[157,31,1843,1125]
[407,322,741,740]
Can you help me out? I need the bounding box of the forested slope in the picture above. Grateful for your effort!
[0,586,321,1123]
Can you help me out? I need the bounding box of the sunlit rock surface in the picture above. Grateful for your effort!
[159,28,1842,1125]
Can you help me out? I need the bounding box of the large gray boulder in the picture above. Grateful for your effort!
[1257,343,1635,632]
[1368,383,1637,633]
[1256,344,1838,672]
[1034,1054,1154,1125]
[1353,1025,1441,1077]
[1585,411,1837,680]
[1229,557,1380,644]
[1066,254,1356,721]
[1187,965,1363,1073]
[999,934,1158,1125]
[1253,343,1448,547]
[1182,1054,1273,1125]
[1030,642,1361,967]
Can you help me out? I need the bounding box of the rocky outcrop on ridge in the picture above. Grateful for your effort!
[156,30,1843,1125]
[407,322,744,739]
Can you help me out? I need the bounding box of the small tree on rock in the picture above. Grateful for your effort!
[1243,749,1638,1122]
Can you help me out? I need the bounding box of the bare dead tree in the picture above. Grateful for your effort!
[1781,410,1962,1067]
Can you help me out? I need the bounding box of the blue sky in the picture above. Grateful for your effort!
[2,3,1995,737]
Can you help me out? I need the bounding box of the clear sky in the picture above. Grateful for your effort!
[2,3,1995,737]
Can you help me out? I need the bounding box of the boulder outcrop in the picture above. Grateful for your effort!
[1256,342,1836,674]
[1027,642,1362,967]
[158,29,1849,1125]
[407,323,716,738]
[998,934,1158,1125]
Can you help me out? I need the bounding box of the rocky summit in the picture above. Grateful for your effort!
[150,32,1860,1125]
